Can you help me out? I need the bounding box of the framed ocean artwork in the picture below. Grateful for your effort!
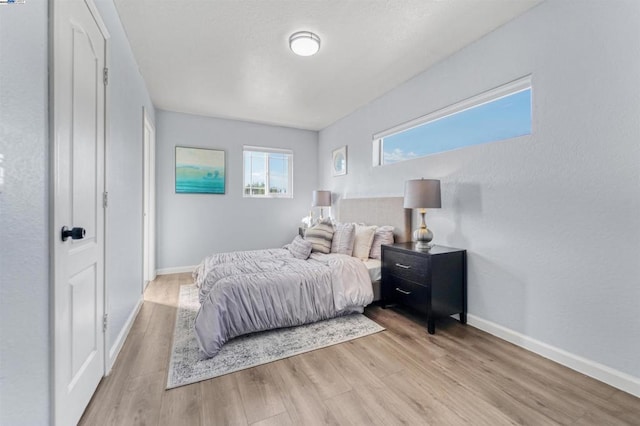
[175,146,226,194]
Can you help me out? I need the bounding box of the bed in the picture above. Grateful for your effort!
[193,197,411,358]
[336,197,411,301]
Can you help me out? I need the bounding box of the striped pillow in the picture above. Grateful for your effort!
[331,222,355,256]
[304,220,334,254]
[369,226,394,260]
[286,235,313,260]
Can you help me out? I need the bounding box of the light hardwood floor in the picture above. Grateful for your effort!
[80,273,640,425]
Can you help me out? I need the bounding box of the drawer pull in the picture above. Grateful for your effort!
[395,287,412,295]
[395,263,411,269]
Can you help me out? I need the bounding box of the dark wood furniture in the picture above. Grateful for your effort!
[381,242,467,334]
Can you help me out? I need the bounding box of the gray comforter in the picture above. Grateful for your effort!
[192,249,373,358]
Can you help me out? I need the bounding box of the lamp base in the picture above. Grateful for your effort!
[413,227,434,251]
[415,240,433,251]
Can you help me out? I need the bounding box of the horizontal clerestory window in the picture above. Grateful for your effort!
[373,75,532,166]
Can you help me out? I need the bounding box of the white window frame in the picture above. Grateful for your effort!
[243,145,294,198]
[372,75,532,166]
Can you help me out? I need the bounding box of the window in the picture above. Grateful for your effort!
[243,146,293,198]
[373,76,532,166]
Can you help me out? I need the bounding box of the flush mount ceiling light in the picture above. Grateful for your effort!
[289,31,320,56]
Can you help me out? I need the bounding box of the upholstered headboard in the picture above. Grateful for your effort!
[336,197,412,243]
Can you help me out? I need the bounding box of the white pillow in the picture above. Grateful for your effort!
[352,224,377,260]
[331,222,355,256]
[370,226,394,260]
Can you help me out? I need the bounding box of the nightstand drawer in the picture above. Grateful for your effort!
[383,250,428,283]
[384,276,429,315]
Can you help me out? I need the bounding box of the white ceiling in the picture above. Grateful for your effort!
[114,0,541,131]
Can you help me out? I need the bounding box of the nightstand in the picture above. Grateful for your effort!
[381,242,467,334]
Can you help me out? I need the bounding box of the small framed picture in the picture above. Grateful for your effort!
[175,146,226,194]
[332,146,347,176]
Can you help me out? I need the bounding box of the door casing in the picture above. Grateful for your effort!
[142,107,156,289]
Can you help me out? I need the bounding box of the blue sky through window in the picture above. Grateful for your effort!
[269,154,288,193]
[245,152,266,183]
[382,89,531,164]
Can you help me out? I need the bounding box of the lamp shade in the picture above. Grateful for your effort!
[403,179,441,209]
[312,190,331,207]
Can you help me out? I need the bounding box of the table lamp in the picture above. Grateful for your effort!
[312,190,331,221]
[404,179,441,250]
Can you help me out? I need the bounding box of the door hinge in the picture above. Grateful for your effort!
[103,191,108,208]
[103,67,109,86]
[103,314,108,332]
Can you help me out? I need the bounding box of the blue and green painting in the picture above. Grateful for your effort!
[175,147,225,194]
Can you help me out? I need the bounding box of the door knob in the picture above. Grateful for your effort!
[61,226,86,241]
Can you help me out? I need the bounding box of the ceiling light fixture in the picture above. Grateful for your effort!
[289,31,320,57]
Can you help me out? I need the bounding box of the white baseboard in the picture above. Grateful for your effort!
[106,297,143,375]
[156,265,197,275]
[467,314,640,398]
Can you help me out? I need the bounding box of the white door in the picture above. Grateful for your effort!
[142,108,156,288]
[52,1,108,425]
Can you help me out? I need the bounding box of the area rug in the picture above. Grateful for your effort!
[167,284,385,389]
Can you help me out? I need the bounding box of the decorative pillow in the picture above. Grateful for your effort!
[352,224,377,260]
[304,219,334,254]
[286,235,313,260]
[331,222,356,256]
[369,226,394,260]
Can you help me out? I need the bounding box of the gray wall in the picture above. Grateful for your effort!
[157,110,318,269]
[319,0,640,380]
[93,0,156,360]
[0,2,49,425]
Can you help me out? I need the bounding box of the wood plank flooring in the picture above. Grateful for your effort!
[80,273,640,425]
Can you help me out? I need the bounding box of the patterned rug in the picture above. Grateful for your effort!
[167,284,385,389]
